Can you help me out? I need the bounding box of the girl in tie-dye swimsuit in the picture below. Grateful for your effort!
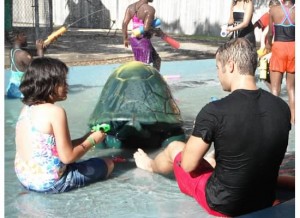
[14,57,114,193]
[15,105,67,192]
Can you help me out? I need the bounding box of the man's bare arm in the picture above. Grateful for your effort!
[181,135,211,172]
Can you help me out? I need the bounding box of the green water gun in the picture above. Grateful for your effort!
[92,123,111,133]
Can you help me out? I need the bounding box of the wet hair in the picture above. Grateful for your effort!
[20,57,68,105]
[216,38,257,75]
[233,0,252,6]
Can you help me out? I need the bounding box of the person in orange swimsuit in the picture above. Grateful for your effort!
[266,0,295,124]
[254,0,280,50]
[254,0,281,90]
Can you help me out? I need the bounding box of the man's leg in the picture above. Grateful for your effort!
[133,141,185,174]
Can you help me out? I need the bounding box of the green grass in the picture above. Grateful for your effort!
[175,34,227,42]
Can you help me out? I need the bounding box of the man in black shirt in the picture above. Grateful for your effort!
[133,38,291,217]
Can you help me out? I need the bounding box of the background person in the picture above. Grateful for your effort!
[133,38,291,217]
[6,31,44,98]
[254,0,280,51]
[122,0,162,71]
[15,57,114,193]
[226,0,256,47]
[255,0,281,91]
[266,0,295,124]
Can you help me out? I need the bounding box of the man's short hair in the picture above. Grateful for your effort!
[216,38,258,76]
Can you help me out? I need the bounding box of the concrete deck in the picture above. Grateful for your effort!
[4,28,226,68]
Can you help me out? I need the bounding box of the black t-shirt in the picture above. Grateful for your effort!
[192,89,291,216]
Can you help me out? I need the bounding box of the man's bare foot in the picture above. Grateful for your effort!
[133,148,154,172]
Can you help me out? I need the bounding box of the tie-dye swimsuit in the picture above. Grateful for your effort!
[14,105,66,192]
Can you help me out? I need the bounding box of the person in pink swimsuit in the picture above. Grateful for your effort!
[122,0,162,71]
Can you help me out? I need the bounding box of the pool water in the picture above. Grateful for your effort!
[4,60,295,218]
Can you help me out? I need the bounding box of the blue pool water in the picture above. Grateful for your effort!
[4,60,295,218]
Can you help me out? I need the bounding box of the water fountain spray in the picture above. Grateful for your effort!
[44,9,107,46]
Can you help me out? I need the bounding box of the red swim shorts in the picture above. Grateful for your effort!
[270,41,295,73]
[173,152,226,217]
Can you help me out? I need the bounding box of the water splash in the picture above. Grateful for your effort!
[67,9,108,28]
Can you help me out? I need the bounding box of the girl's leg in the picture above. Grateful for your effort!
[103,158,115,178]
[270,71,283,96]
[286,72,295,124]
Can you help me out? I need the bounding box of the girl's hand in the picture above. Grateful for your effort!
[91,131,106,145]
[265,43,272,54]
[226,26,234,32]
[152,28,164,37]
[262,53,272,63]
[36,39,44,50]
[124,39,129,48]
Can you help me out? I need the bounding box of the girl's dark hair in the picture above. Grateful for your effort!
[20,57,68,105]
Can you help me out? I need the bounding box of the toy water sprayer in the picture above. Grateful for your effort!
[44,26,67,46]
[132,18,180,49]
[92,123,111,133]
[132,18,161,36]
[220,24,228,37]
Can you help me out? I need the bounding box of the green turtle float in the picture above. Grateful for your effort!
[88,61,186,148]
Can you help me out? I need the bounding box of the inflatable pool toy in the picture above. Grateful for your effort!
[163,75,181,80]
[88,61,186,148]
[210,97,218,102]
